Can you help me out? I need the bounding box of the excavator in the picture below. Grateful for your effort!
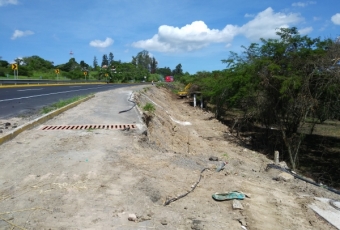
[177,83,192,98]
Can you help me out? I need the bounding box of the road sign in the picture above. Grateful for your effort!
[55,69,60,74]
[84,72,87,75]
[11,64,18,70]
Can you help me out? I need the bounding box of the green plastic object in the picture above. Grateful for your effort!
[212,191,245,201]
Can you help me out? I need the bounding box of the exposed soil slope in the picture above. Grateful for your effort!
[0,85,338,230]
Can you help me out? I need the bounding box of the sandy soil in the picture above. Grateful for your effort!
[0,85,339,230]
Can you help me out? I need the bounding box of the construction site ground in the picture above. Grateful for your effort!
[0,85,339,230]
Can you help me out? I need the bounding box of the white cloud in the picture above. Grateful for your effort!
[292,1,316,7]
[331,13,340,25]
[239,7,303,41]
[132,21,238,52]
[313,16,321,21]
[132,7,304,52]
[244,13,255,18]
[299,26,313,35]
[11,30,34,40]
[0,0,18,6]
[89,37,113,48]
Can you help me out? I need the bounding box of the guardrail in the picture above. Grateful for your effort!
[0,79,106,86]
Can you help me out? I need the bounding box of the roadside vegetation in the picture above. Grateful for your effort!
[142,102,156,113]
[1,27,340,187]
[174,27,340,188]
[0,51,187,83]
[41,95,91,114]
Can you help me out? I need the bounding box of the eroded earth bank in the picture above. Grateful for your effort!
[0,85,339,230]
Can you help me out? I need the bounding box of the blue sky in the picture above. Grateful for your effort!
[0,0,340,74]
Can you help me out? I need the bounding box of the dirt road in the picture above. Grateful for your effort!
[0,85,338,229]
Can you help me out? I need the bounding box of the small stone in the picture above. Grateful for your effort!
[161,219,167,225]
[232,200,244,210]
[0,130,3,133]
[5,122,11,127]
[209,156,218,161]
[138,215,151,222]
[191,220,203,230]
[278,161,289,169]
[128,214,137,222]
[276,172,294,182]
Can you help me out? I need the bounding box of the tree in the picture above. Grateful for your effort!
[80,60,89,70]
[93,56,98,69]
[15,57,24,65]
[172,63,183,76]
[0,60,9,68]
[156,67,171,77]
[0,59,10,77]
[22,55,54,71]
[58,58,79,72]
[109,52,114,65]
[150,57,157,73]
[131,50,153,72]
[218,27,340,170]
[101,54,108,67]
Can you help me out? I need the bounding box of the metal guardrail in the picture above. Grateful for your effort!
[0,79,106,86]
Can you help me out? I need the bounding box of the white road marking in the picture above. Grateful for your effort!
[0,86,106,102]
[17,88,43,91]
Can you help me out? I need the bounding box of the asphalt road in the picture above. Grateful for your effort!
[0,84,137,119]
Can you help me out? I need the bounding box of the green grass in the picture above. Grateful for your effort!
[142,102,155,113]
[41,95,91,114]
[87,128,95,132]
[222,153,229,160]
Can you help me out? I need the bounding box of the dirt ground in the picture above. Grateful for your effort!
[0,85,339,230]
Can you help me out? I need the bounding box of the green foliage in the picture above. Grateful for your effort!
[150,57,158,73]
[193,27,340,170]
[148,73,161,82]
[0,60,9,67]
[22,55,54,71]
[0,50,188,81]
[0,67,10,77]
[41,95,90,114]
[109,52,114,65]
[18,65,34,78]
[172,63,183,76]
[104,62,150,83]
[142,102,155,113]
[155,82,166,88]
[102,54,109,66]
[80,60,90,70]
[93,56,98,69]
[156,67,171,77]
[57,58,78,72]
[132,50,152,72]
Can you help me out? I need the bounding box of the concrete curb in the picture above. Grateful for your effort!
[0,94,95,146]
